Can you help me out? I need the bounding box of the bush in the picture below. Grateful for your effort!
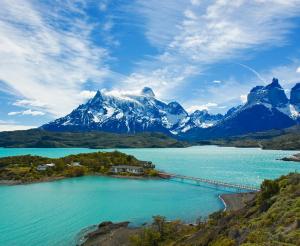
[212,236,235,246]
[259,179,280,202]
[130,228,160,246]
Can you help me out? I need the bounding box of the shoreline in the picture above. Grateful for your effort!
[0,173,161,186]
[219,192,256,211]
[218,194,227,211]
[80,192,258,245]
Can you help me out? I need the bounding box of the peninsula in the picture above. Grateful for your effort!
[0,151,158,184]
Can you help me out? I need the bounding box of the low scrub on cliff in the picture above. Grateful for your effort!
[131,173,300,246]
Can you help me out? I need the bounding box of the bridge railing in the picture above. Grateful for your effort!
[158,171,260,192]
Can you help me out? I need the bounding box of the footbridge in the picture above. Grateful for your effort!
[158,172,260,192]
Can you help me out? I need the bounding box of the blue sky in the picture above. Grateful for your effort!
[1,0,300,131]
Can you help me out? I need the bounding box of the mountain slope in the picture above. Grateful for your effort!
[41,87,221,135]
[208,125,300,150]
[127,173,300,246]
[181,78,299,140]
[40,78,300,139]
[0,129,188,148]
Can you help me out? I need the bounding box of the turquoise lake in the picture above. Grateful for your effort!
[0,146,299,246]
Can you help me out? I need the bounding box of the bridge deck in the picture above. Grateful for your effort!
[158,172,260,192]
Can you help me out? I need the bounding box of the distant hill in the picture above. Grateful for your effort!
[207,125,300,150]
[0,129,188,148]
[180,78,300,140]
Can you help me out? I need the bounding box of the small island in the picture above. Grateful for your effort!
[281,153,300,162]
[0,151,158,185]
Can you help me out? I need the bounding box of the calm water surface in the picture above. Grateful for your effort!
[0,146,298,246]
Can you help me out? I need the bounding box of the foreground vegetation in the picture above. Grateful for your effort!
[0,129,188,148]
[206,125,300,150]
[0,151,158,183]
[129,173,300,246]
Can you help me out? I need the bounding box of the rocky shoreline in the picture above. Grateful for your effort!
[78,191,257,246]
[0,173,161,186]
[0,176,67,186]
[79,221,141,246]
[281,153,300,162]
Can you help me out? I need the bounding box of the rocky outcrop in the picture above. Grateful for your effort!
[281,153,300,162]
[290,83,300,112]
[180,78,298,140]
[246,78,289,107]
[82,221,141,246]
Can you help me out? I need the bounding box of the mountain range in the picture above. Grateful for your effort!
[41,78,300,140]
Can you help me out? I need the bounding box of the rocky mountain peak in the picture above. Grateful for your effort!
[141,87,155,97]
[41,79,299,137]
[265,77,281,89]
[290,83,300,106]
[247,78,288,107]
[89,90,103,105]
[167,101,187,115]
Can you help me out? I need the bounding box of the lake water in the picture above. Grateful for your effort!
[0,146,298,246]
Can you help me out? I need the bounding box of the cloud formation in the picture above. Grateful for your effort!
[0,119,35,131]
[0,0,110,117]
[187,103,218,112]
[8,109,45,116]
[1,0,300,125]
[123,0,300,98]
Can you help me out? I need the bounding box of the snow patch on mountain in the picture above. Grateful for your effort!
[42,78,300,137]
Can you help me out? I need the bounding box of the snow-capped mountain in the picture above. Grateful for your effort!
[42,87,191,134]
[42,78,300,139]
[290,83,300,114]
[180,78,300,140]
[173,110,223,134]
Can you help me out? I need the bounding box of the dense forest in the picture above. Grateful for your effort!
[0,151,157,183]
[129,173,300,246]
[0,129,188,148]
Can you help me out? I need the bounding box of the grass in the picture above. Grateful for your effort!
[129,173,300,246]
[0,151,157,183]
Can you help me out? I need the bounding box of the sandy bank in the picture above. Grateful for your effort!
[81,221,141,246]
[220,192,256,211]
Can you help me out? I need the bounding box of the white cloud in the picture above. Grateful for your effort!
[99,3,108,12]
[79,90,97,100]
[187,102,218,112]
[0,124,36,132]
[8,109,45,116]
[13,99,47,108]
[296,67,300,73]
[190,0,201,6]
[0,119,36,131]
[124,0,300,99]
[184,9,198,20]
[0,0,110,117]
[7,112,19,116]
[262,61,300,89]
[103,20,114,31]
[213,80,222,84]
[240,94,248,103]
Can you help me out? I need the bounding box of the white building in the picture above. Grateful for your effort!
[36,163,55,171]
[110,165,144,175]
[70,162,81,167]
